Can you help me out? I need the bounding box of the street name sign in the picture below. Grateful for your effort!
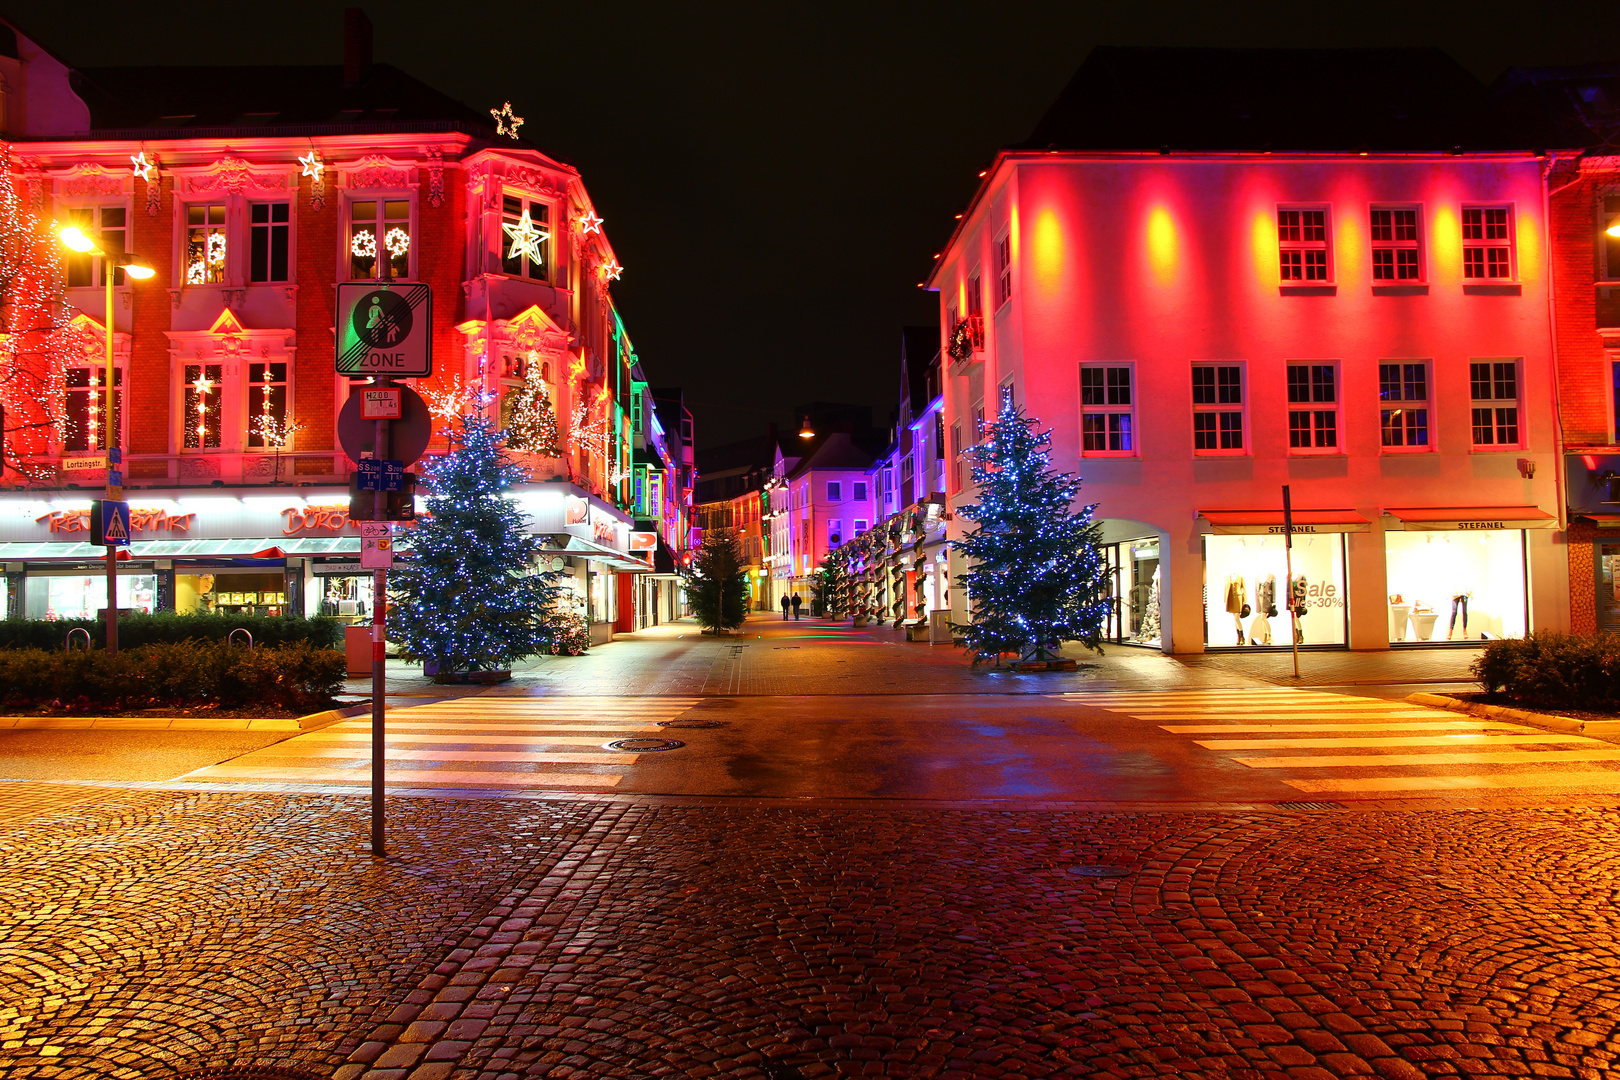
[336,282,432,377]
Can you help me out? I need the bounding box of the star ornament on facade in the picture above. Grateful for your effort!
[502,208,549,264]
[602,258,623,281]
[490,101,524,140]
[131,152,155,181]
[298,151,324,181]
[579,209,604,235]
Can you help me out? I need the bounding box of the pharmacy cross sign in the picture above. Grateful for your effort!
[336,282,432,377]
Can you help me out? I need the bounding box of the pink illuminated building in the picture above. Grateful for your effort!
[929,48,1569,653]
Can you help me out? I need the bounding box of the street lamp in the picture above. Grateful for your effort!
[58,224,155,655]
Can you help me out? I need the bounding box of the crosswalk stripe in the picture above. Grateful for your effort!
[1284,771,1620,794]
[272,748,636,764]
[190,766,625,787]
[1194,733,1588,750]
[304,732,657,744]
[335,722,661,733]
[1236,749,1620,768]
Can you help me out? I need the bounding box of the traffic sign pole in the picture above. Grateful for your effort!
[371,375,392,859]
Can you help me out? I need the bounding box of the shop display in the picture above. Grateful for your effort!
[1204,534,1346,647]
[1384,531,1525,642]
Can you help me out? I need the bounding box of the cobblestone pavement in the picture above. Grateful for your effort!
[3,789,1619,1079]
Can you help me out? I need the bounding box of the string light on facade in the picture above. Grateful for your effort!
[578,210,603,235]
[569,398,609,458]
[351,230,377,259]
[501,209,547,264]
[131,152,154,181]
[505,354,560,456]
[490,101,524,139]
[423,374,495,428]
[191,371,214,442]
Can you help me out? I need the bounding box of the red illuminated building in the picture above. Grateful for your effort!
[0,14,691,637]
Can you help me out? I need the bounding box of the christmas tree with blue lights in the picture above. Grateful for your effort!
[955,402,1109,663]
[390,414,564,676]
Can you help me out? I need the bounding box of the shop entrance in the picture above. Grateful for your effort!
[1102,538,1161,646]
[1599,543,1620,636]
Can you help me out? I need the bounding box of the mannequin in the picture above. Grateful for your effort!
[1225,574,1248,645]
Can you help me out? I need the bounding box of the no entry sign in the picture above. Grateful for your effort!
[336,282,432,378]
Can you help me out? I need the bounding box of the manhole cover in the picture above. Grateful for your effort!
[173,1069,319,1080]
[603,738,685,752]
[1066,865,1132,878]
[658,719,724,729]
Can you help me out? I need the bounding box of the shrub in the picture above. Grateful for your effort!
[0,612,342,651]
[1472,633,1620,713]
[0,640,347,713]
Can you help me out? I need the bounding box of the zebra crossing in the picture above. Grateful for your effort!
[1060,687,1620,797]
[177,696,703,792]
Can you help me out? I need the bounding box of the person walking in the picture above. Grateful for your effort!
[790,593,803,620]
[780,594,791,621]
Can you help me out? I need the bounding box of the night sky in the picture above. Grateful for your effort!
[14,1,1620,446]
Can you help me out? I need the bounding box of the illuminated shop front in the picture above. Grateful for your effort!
[1102,536,1161,646]
[1382,507,1551,644]
[1198,512,1363,649]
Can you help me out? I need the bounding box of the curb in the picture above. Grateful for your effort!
[1405,691,1620,737]
[296,702,373,731]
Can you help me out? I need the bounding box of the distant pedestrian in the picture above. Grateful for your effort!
[791,593,803,620]
[780,594,791,620]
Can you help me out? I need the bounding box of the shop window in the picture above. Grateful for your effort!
[349,198,411,279]
[1470,360,1520,447]
[1191,363,1244,452]
[1379,362,1430,449]
[1205,533,1347,647]
[1370,206,1422,281]
[1462,205,1512,279]
[1386,530,1526,642]
[247,361,290,449]
[1287,364,1338,450]
[64,365,123,452]
[1603,196,1620,281]
[182,362,224,450]
[1278,207,1330,282]
[1080,363,1134,454]
[250,201,290,283]
[64,206,127,287]
[994,232,1012,308]
[500,193,551,281]
[185,203,227,285]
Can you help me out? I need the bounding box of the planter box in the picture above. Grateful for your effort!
[1009,659,1078,672]
[432,668,512,684]
[852,616,869,628]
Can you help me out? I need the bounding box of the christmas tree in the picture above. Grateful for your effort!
[955,402,1109,663]
[389,414,565,676]
[682,529,748,634]
[505,362,560,456]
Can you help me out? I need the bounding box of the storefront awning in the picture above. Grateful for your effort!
[1198,510,1370,535]
[0,537,360,560]
[1573,514,1620,528]
[540,534,651,572]
[1383,507,1556,531]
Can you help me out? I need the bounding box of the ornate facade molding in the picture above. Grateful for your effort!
[179,154,290,196]
[339,153,417,191]
[425,146,445,208]
[56,162,124,197]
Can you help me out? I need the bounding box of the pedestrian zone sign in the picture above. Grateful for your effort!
[336,282,432,377]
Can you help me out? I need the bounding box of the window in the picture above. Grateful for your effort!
[349,199,411,279]
[826,481,841,502]
[1370,206,1421,281]
[247,362,290,449]
[1603,196,1620,280]
[64,206,126,287]
[64,366,122,452]
[500,194,550,281]
[250,202,290,283]
[933,412,945,462]
[999,382,1014,411]
[1379,362,1430,449]
[1462,206,1512,280]
[1287,364,1338,449]
[994,232,1012,308]
[972,402,985,442]
[1080,364,1134,453]
[1191,364,1244,452]
[853,481,867,502]
[949,422,963,490]
[968,271,983,319]
[182,362,224,450]
[185,203,227,284]
[854,518,868,533]
[1278,207,1330,282]
[828,520,843,547]
[1471,361,1520,447]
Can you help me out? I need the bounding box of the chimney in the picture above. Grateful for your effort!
[343,8,373,87]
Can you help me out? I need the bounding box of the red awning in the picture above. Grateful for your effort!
[1383,506,1555,531]
[1198,510,1370,536]
[1573,514,1620,528]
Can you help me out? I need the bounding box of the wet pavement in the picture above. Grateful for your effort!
[3,616,1610,1080]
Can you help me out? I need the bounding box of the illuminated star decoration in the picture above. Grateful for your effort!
[602,258,623,281]
[490,101,524,140]
[131,152,155,181]
[578,209,603,235]
[502,208,549,264]
[298,151,324,181]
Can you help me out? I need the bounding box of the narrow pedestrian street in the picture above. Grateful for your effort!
[2,618,1618,1079]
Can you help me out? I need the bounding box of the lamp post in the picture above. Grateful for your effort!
[59,225,155,655]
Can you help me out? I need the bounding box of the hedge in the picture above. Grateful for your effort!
[1472,632,1620,713]
[0,640,347,712]
[0,612,342,651]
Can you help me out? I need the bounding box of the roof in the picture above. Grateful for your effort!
[1019,47,1533,155]
[695,433,779,475]
[786,432,876,479]
[60,63,514,143]
[1492,63,1620,154]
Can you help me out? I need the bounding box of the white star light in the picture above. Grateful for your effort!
[602,258,623,281]
[298,151,324,181]
[490,101,524,139]
[131,152,154,181]
[579,210,603,235]
[502,208,549,264]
